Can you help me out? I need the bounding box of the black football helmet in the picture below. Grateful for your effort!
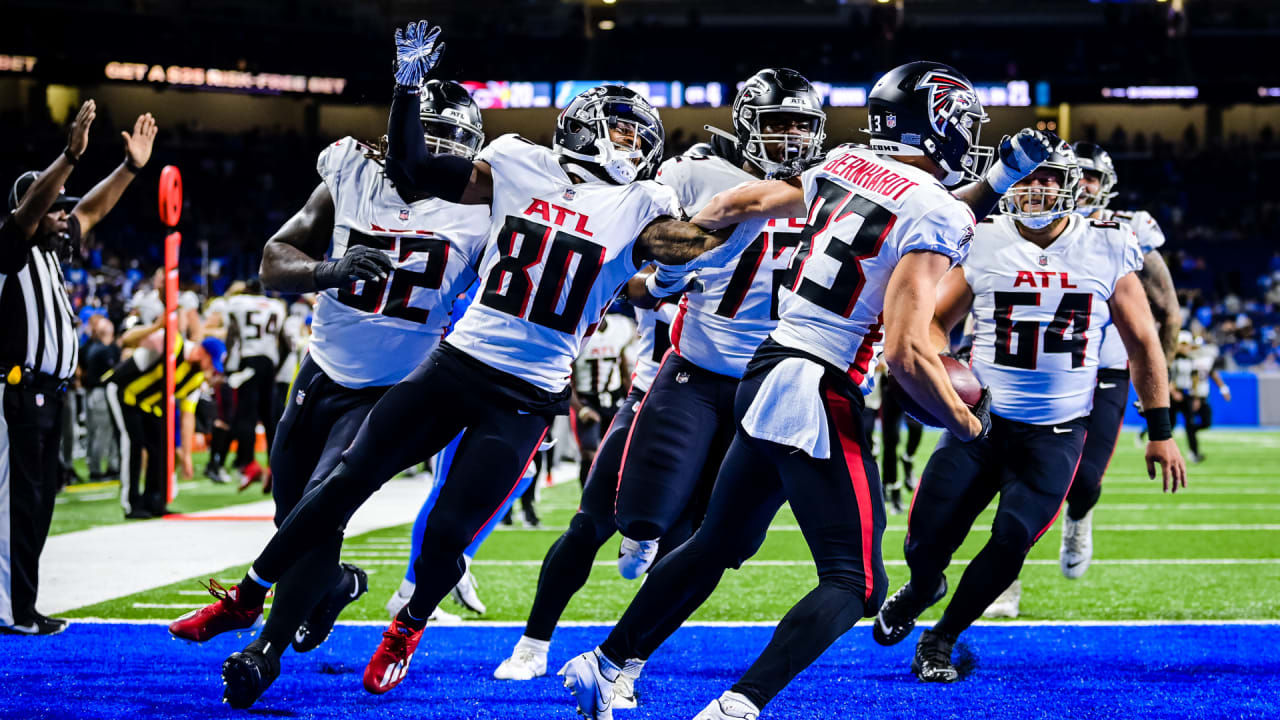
[731,68,827,177]
[554,85,664,184]
[998,133,1081,228]
[419,79,485,159]
[864,61,992,186]
[1071,141,1118,211]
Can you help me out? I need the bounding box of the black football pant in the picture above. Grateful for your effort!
[1066,369,1129,521]
[880,374,923,497]
[905,413,1088,638]
[109,390,167,516]
[231,356,278,469]
[1,385,64,627]
[249,345,551,626]
[614,352,736,543]
[256,354,389,652]
[599,345,888,710]
[570,392,616,488]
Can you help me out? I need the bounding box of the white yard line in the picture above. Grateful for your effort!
[43,478,431,615]
[338,558,1280,568]
[67,617,1280,628]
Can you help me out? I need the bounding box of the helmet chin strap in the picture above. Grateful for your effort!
[592,138,640,184]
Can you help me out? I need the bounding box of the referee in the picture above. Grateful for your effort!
[1,101,157,635]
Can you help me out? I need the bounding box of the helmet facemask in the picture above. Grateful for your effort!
[1000,161,1081,229]
[1075,167,1117,212]
[742,109,826,177]
[420,111,484,160]
[559,96,664,185]
[932,108,992,186]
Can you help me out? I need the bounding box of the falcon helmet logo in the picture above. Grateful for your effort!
[915,70,979,138]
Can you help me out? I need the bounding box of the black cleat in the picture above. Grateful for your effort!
[292,563,368,653]
[911,629,959,683]
[873,575,947,647]
[222,646,280,708]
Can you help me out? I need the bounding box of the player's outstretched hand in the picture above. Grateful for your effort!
[394,20,445,87]
[67,99,96,159]
[122,113,158,168]
[1146,438,1187,493]
[314,245,394,290]
[984,128,1054,194]
[645,267,701,299]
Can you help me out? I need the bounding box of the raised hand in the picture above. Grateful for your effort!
[67,100,96,159]
[984,128,1054,194]
[394,20,445,87]
[122,113,158,168]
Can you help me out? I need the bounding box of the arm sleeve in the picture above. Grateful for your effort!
[898,199,975,267]
[385,86,475,203]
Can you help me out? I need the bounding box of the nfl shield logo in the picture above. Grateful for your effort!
[886,113,897,129]
[398,208,411,221]
[296,389,306,406]
[1038,255,1048,266]
[563,188,576,202]
[675,372,690,384]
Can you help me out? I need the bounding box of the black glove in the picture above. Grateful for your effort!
[967,386,992,442]
[313,245,394,290]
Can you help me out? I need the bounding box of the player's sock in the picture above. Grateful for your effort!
[525,513,612,641]
[396,604,430,632]
[934,541,1023,637]
[237,569,272,606]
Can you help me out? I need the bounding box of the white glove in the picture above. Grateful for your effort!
[645,267,701,299]
[984,128,1054,194]
[394,20,445,87]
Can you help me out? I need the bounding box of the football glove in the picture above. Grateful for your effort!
[645,267,702,299]
[314,245,394,290]
[394,20,445,87]
[983,129,1054,194]
[967,386,993,442]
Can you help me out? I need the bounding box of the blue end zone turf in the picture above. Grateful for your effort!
[3,623,1276,719]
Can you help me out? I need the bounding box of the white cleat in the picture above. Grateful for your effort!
[559,649,620,720]
[494,646,548,680]
[982,579,1021,619]
[617,538,659,580]
[428,605,462,624]
[613,672,638,710]
[450,556,487,614]
[1060,510,1094,579]
[693,691,760,720]
[385,579,414,620]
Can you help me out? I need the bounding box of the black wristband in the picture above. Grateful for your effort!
[312,260,341,290]
[1143,407,1173,442]
[394,84,420,97]
[122,157,140,174]
[63,147,79,166]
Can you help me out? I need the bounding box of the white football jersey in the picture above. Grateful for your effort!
[1192,344,1218,398]
[573,313,636,396]
[309,136,491,388]
[1095,208,1166,369]
[656,153,807,378]
[630,303,677,393]
[445,134,682,392]
[967,214,1144,425]
[770,145,976,383]
[225,294,287,365]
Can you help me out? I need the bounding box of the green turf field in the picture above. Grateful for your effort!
[60,430,1280,623]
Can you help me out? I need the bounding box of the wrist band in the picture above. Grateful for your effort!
[122,157,140,174]
[394,84,420,96]
[1143,407,1173,442]
[63,147,79,166]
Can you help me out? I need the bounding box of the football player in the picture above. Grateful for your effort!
[218,278,287,491]
[558,61,1053,720]
[169,20,751,704]
[1054,141,1181,579]
[493,68,824,700]
[873,138,1186,683]
[570,309,636,487]
[167,79,491,708]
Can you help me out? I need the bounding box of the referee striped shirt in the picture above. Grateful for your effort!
[0,214,81,381]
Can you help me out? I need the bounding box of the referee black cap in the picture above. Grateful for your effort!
[8,171,81,213]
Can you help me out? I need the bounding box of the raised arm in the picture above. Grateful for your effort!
[260,182,393,293]
[2,101,93,253]
[951,128,1056,222]
[1109,271,1187,492]
[689,179,806,231]
[72,112,158,234]
[883,251,987,442]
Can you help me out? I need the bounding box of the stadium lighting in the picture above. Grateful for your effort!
[598,19,616,30]
[603,0,617,4]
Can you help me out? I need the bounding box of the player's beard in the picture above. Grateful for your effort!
[36,229,75,261]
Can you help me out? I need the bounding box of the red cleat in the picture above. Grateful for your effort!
[238,460,264,492]
[168,580,264,642]
[363,618,424,694]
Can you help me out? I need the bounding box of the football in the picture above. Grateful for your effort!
[891,355,983,428]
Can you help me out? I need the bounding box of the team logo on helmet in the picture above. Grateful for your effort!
[915,70,979,137]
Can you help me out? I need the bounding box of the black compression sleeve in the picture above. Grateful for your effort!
[385,85,474,204]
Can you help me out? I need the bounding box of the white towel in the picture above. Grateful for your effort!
[740,357,830,459]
